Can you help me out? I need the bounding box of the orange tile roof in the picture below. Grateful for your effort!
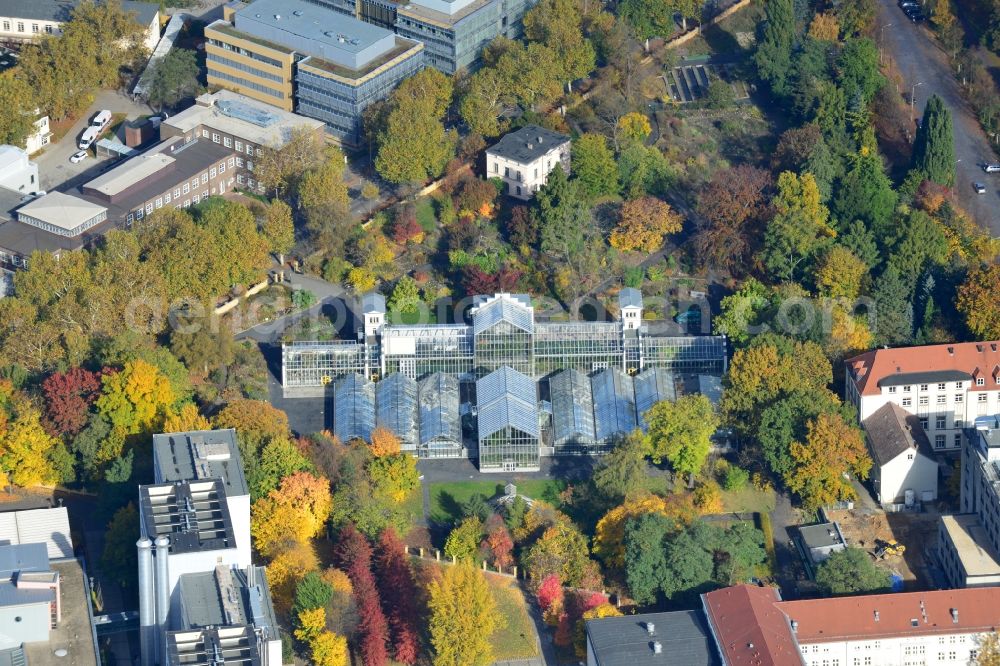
[776,588,1000,643]
[701,585,803,666]
[846,342,1000,396]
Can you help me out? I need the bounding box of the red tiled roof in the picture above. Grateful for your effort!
[776,588,1000,643]
[846,342,1000,396]
[701,585,802,666]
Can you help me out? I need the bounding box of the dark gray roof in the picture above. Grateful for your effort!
[862,402,933,466]
[877,370,972,387]
[487,125,569,164]
[798,522,845,550]
[0,0,157,25]
[618,287,643,309]
[0,216,110,256]
[153,429,249,498]
[586,611,719,666]
[362,291,386,313]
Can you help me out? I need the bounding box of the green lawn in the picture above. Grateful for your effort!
[401,487,425,525]
[428,479,566,525]
[721,486,776,514]
[488,576,540,660]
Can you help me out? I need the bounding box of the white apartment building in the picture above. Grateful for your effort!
[24,115,51,155]
[486,125,571,200]
[845,342,1000,453]
[0,0,160,49]
[0,144,38,193]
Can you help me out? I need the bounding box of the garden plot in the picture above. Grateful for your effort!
[667,63,750,103]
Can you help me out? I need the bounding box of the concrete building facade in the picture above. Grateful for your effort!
[0,144,39,193]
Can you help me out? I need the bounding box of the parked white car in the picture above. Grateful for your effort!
[69,150,88,164]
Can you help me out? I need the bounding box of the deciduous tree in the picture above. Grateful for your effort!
[693,166,771,272]
[815,547,890,594]
[808,12,840,41]
[957,264,1000,339]
[592,431,648,503]
[445,516,484,561]
[814,245,868,299]
[96,359,175,436]
[428,563,503,666]
[572,134,619,200]
[0,73,37,147]
[251,472,332,556]
[761,172,836,281]
[610,196,682,253]
[375,69,454,184]
[644,395,719,481]
[787,413,871,510]
[367,454,420,503]
[145,47,201,110]
[374,529,420,664]
[41,367,101,437]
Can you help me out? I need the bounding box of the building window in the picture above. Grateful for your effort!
[164,193,171,204]
[919,383,928,391]
[236,157,244,168]
[44,24,52,33]
[246,144,253,155]
[904,385,912,392]
[145,203,153,214]
[203,190,208,198]
[908,453,914,459]
[516,170,522,181]
[201,173,208,184]
[17,22,24,32]
[977,377,986,386]
[210,168,217,179]
[888,386,897,393]
[247,178,255,188]
[504,166,509,177]
[516,186,521,196]
[937,395,946,404]
[534,167,538,178]
[212,133,220,143]
[2,21,9,30]
[955,433,962,447]
[919,416,928,429]
[493,162,498,173]
[219,163,225,174]
[135,208,143,219]
[936,415,946,429]
[902,397,912,407]
[228,157,235,168]
[174,188,181,198]
[192,194,199,204]
[224,137,232,147]
[126,213,134,224]
[155,197,163,209]
[202,129,209,138]
[31,23,38,33]
[183,183,190,194]
[919,396,928,406]
[938,382,947,390]
[979,393,988,402]
[247,161,254,171]
[935,435,946,448]
[183,199,190,207]
[956,394,964,403]
[237,174,244,184]
[235,140,243,151]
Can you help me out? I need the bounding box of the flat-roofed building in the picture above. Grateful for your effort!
[585,611,719,666]
[15,191,107,236]
[206,0,424,144]
[938,514,1000,588]
[80,135,237,223]
[394,0,533,74]
[159,90,324,192]
[0,144,38,193]
[797,521,847,566]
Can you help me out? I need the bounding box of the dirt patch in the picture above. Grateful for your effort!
[824,507,940,590]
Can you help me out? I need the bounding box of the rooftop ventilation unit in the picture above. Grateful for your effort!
[646,622,655,635]
[293,9,303,14]
[652,641,662,654]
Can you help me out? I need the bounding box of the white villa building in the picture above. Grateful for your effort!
[486,125,571,200]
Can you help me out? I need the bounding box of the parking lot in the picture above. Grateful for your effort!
[32,90,153,191]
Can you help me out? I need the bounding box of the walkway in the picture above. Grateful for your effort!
[234,267,348,343]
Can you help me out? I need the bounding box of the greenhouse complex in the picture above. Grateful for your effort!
[282,290,727,472]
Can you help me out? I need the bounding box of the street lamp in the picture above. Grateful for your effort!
[910,81,924,123]
[880,23,892,65]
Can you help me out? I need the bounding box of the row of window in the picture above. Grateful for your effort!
[207,38,283,68]
[0,251,27,268]
[197,129,261,157]
[206,52,285,83]
[889,377,997,393]
[2,21,54,34]
[208,70,286,100]
[124,158,236,223]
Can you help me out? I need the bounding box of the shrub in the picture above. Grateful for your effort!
[623,266,645,288]
[723,466,750,491]
[361,182,380,200]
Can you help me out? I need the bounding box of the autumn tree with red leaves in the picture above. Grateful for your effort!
[41,367,102,437]
[337,524,388,666]
[374,529,420,664]
[462,264,523,296]
[481,514,514,569]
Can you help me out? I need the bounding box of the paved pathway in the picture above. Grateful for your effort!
[234,267,349,343]
[878,0,1000,236]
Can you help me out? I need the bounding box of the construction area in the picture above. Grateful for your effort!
[823,507,941,590]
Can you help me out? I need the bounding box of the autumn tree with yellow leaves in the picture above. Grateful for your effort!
[609,197,683,253]
[786,412,871,511]
[428,563,503,666]
[251,472,332,557]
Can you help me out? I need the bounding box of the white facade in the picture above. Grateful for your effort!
[486,135,571,200]
[872,448,938,507]
[798,632,984,666]
[24,115,51,155]
[0,8,159,49]
[847,376,1000,453]
[0,144,38,193]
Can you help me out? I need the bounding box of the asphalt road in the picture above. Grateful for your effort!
[878,0,1000,236]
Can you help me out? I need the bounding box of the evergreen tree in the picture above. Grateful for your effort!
[755,0,796,95]
[873,265,914,346]
[833,132,897,231]
[536,168,587,260]
[912,95,955,187]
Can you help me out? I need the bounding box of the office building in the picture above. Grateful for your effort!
[486,125,571,199]
[206,0,424,144]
